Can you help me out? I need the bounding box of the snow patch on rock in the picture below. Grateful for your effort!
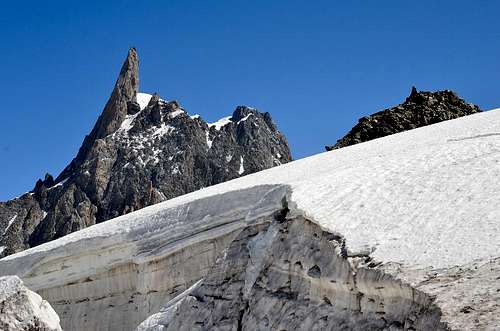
[238,156,245,175]
[209,116,232,130]
[168,109,184,118]
[237,113,253,124]
[2,214,17,236]
[205,130,213,149]
[151,124,175,138]
[137,93,153,110]
[118,112,141,133]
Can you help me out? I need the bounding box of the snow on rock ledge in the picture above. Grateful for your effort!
[0,275,62,331]
[136,93,153,110]
[1,109,500,330]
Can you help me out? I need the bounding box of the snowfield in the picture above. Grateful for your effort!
[1,108,500,330]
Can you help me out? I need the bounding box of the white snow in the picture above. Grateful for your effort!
[137,93,153,110]
[169,109,184,118]
[151,124,175,138]
[2,214,17,236]
[48,178,68,191]
[119,92,168,134]
[136,279,203,331]
[171,164,180,175]
[136,93,167,110]
[206,131,213,149]
[209,116,232,131]
[190,114,200,120]
[237,113,253,124]
[118,112,140,133]
[2,108,500,329]
[3,109,500,270]
[0,246,5,255]
[3,108,500,270]
[238,156,245,175]
[116,93,156,134]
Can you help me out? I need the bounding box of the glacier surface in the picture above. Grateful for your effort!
[1,108,500,330]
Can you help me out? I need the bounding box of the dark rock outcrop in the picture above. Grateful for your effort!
[326,87,481,151]
[0,49,291,257]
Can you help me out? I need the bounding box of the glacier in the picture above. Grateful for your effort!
[1,108,500,330]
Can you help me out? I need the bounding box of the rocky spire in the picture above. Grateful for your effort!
[91,47,139,139]
[410,86,418,97]
[57,48,139,180]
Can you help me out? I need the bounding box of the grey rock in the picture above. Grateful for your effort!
[0,276,62,331]
[149,212,449,331]
[326,87,481,151]
[0,49,291,257]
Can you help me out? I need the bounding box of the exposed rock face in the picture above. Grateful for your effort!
[142,213,448,331]
[326,87,481,151]
[0,276,62,331]
[0,49,291,257]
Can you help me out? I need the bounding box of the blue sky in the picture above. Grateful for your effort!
[0,1,498,200]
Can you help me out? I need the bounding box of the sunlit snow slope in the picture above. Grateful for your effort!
[1,108,500,330]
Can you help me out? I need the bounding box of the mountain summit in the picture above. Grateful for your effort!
[326,87,481,151]
[0,49,291,257]
[92,47,139,139]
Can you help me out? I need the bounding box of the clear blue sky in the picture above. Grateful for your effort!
[0,1,498,200]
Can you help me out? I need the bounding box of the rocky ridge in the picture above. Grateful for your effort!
[0,48,291,257]
[326,87,481,150]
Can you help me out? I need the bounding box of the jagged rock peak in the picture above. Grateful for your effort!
[32,173,55,194]
[0,49,292,257]
[405,86,462,105]
[92,47,140,139]
[57,48,140,180]
[410,85,418,95]
[231,105,255,122]
[326,87,481,151]
[148,93,161,107]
